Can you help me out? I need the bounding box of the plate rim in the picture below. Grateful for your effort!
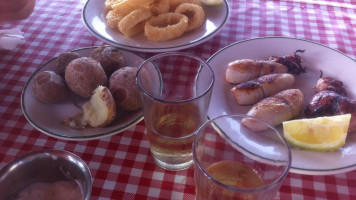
[21,46,145,141]
[207,36,356,64]
[81,0,230,53]
[206,36,356,175]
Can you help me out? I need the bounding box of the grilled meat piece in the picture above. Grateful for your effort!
[315,76,347,96]
[242,89,305,131]
[225,59,288,84]
[230,73,295,105]
[305,76,356,132]
[305,90,355,117]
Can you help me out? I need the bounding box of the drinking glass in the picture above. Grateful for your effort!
[136,52,214,171]
[193,114,291,200]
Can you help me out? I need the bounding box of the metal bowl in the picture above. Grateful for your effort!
[0,149,92,200]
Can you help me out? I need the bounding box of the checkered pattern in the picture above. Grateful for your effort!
[1,0,356,199]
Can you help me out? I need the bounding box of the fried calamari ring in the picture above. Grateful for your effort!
[105,0,123,10]
[127,0,154,5]
[119,8,152,37]
[149,0,170,16]
[175,3,205,32]
[111,0,148,16]
[169,0,202,11]
[106,10,125,29]
[144,13,189,42]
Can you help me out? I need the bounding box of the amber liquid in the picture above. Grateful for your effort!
[195,160,265,200]
[146,102,203,169]
[207,161,264,188]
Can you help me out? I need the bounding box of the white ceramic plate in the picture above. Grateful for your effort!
[82,0,230,52]
[21,47,144,141]
[207,37,356,175]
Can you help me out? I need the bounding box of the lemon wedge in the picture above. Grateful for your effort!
[282,114,351,152]
[200,0,223,6]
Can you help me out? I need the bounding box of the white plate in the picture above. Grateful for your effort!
[21,47,144,141]
[82,0,230,53]
[207,37,356,175]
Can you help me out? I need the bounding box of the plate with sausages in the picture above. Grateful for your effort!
[207,36,356,175]
[82,0,230,52]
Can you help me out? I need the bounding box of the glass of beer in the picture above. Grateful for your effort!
[193,114,291,200]
[136,52,214,171]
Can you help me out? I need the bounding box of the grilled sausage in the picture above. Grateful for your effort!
[225,59,288,84]
[242,89,305,131]
[230,73,295,105]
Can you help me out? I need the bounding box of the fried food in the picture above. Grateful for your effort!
[104,0,207,41]
[150,0,170,16]
[32,71,68,104]
[169,0,202,11]
[109,66,142,111]
[65,57,107,98]
[90,45,126,76]
[105,0,124,10]
[82,85,116,128]
[65,85,117,129]
[118,7,152,37]
[55,51,81,77]
[175,3,205,32]
[33,46,144,129]
[111,0,150,16]
[125,0,154,5]
[144,13,189,42]
[106,10,125,29]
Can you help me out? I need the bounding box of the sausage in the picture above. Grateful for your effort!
[225,59,288,84]
[230,73,295,105]
[242,89,305,131]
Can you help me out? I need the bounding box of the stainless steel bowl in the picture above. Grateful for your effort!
[0,149,92,200]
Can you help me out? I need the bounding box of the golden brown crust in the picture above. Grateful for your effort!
[106,10,125,30]
[175,3,205,32]
[111,0,150,16]
[150,0,170,16]
[242,89,304,131]
[230,81,263,105]
[169,0,202,11]
[105,0,205,41]
[258,60,288,76]
[55,52,81,77]
[274,89,304,116]
[90,46,126,76]
[144,13,188,42]
[118,7,152,37]
[226,59,289,84]
[32,71,68,104]
[109,66,142,111]
[65,57,107,98]
[105,0,124,11]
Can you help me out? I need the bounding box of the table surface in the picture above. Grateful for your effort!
[1,0,356,199]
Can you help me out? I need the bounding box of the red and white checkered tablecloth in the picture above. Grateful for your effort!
[1,0,356,199]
